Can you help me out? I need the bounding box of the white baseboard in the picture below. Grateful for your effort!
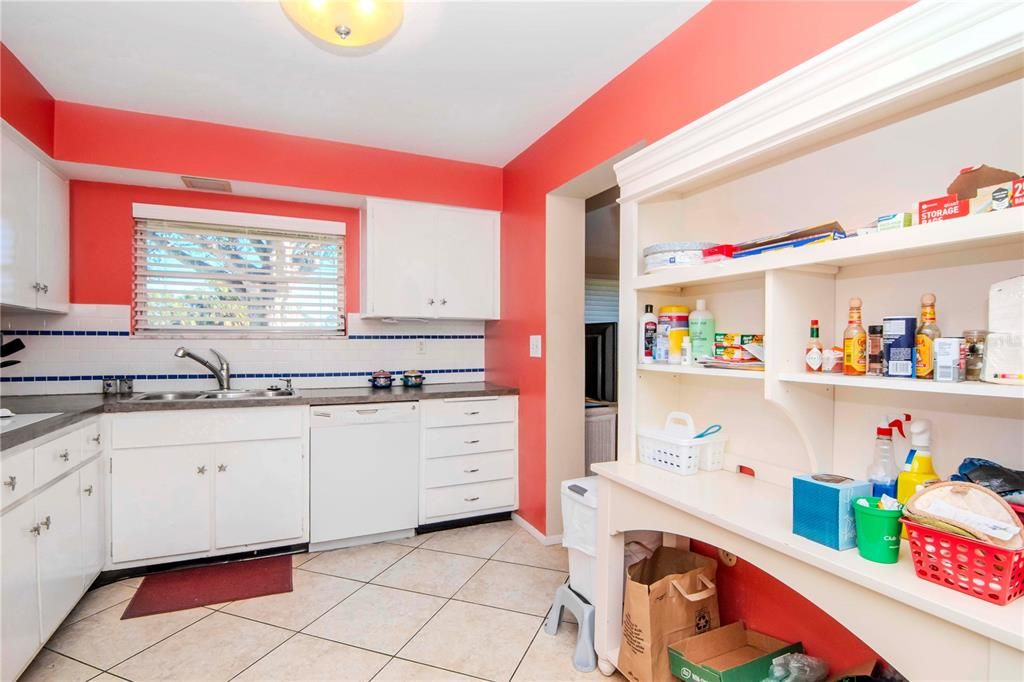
[512,512,563,546]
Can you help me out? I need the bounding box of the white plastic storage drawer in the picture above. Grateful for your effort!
[1,447,34,508]
[310,402,417,426]
[111,406,304,449]
[423,451,515,489]
[423,478,516,519]
[35,429,82,486]
[423,422,516,459]
[421,396,516,428]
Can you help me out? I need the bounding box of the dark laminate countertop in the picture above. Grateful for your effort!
[1,382,518,450]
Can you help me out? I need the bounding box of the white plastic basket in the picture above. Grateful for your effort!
[638,412,726,476]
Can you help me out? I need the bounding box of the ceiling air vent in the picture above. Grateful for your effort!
[181,176,232,193]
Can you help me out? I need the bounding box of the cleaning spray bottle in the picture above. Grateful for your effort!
[897,419,940,536]
[866,413,910,498]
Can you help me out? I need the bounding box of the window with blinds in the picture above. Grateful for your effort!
[134,219,344,336]
[585,277,619,324]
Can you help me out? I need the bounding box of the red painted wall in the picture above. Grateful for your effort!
[70,181,361,308]
[54,102,502,211]
[488,0,911,534]
[0,43,55,156]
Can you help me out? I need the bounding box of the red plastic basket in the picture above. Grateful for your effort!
[903,519,1024,605]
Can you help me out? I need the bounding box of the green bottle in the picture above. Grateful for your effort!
[689,299,715,360]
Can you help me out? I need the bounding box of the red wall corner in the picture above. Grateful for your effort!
[0,42,56,155]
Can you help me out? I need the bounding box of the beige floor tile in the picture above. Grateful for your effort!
[513,623,627,682]
[419,520,518,558]
[399,600,541,682]
[118,577,144,588]
[387,532,430,548]
[301,543,411,581]
[234,633,388,682]
[372,548,485,598]
[220,569,361,631]
[303,584,445,655]
[110,612,290,682]
[455,561,568,616]
[492,530,569,571]
[18,649,101,682]
[376,659,479,681]
[62,583,137,626]
[91,675,129,682]
[291,551,321,567]
[46,604,211,670]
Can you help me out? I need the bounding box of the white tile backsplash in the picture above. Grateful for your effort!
[0,305,485,395]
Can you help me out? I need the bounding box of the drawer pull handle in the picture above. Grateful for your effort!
[40,515,51,531]
[83,485,94,496]
[464,439,480,445]
[58,450,70,462]
[3,475,15,491]
[464,468,480,473]
[465,411,481,416]
[464,496,480,502]
[90,434,102,445]
[356,409,379,415]
[313,411,331,418]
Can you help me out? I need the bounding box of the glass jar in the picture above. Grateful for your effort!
[964,329,988,381]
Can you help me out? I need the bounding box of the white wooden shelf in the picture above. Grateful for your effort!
[634,209,1023,291]
[778,372,1024,398]
[592,460,1024,652]
[638,364,764,380]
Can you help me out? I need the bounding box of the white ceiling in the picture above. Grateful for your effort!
[1,1,707,167]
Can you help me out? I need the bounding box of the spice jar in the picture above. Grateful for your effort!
[867,325,883,376]
[964,329,988,381]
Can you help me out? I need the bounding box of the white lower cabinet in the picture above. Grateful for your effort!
[108,407,309,566]
[36,474,84,637]
[1,502,41,682]
[79,459,105,579]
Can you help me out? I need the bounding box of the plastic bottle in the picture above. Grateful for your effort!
[915,293,941,379]
[866,414,910,498]
[804,319,823,372]
[897,419,939,538]
[640,304,657,364]
[690,299,715,361]
[843,297,867,376]
[680,336,693,366]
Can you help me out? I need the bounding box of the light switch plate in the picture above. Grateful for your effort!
[529,335,542,358]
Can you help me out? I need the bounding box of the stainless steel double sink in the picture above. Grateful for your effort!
[125,388,295,402]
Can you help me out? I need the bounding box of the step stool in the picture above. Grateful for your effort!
[544,583,596,673]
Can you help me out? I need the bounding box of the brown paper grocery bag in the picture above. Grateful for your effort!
[618,546,720,682]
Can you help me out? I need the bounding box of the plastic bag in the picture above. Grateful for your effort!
[762,653,829,682]
[951,458,1024,500]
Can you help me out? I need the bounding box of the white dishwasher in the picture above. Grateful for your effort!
[310,402,419,548]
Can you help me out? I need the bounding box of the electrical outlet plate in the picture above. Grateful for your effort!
[529,335,542,358]
[416,339,426,355]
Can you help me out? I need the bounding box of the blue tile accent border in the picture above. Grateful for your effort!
[7,330,483,340]
[0,368,486,383]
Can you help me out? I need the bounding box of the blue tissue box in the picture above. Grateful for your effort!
[792,474,871,550]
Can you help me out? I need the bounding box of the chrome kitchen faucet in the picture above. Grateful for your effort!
[174,347,231,390]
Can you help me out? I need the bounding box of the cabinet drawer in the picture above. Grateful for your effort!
[424,422,515,459]
[423,478,516,519]
[35,430,81,487]
[421,397,516,428]
[81,421,102,455]
[423,451,515,488]
[1,447,34,508]
[111,406,304,449]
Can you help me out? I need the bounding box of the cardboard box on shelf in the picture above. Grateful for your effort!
[970,178,1024,213]
[668,622,802,682]
[918,194,968,224]
[877,212,913,231]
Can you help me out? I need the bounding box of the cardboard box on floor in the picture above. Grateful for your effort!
[668,622,802,682]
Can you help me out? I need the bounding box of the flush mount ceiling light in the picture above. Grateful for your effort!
[281,0,404,48]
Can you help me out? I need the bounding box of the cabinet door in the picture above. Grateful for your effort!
[80,459,105,580]
[1,502,41,682]
[36,474,83,638]
[364,200,437,317]
[434,208,499,319]
[35,163,69,313]
[1,134,39,309]
[214,439,305,549]
[111,446,212,563]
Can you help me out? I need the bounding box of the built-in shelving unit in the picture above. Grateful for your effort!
[638,364,764,380]
[778,371,1024,399]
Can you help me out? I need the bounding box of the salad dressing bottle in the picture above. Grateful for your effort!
[916,293,941,379]
[843,298,867,376]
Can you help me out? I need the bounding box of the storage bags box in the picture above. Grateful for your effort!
[618,546,720,682]
[668,621,803,682]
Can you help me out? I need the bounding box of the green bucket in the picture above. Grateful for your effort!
[851,496,903,563]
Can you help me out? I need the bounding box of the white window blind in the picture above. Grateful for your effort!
[585,277,619,324]
[134,219,345,336]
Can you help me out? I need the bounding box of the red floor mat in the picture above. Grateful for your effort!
[121,555,293,619]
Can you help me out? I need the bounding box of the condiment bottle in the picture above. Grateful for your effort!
[804,319,823,372]
[867,325,883,376]
[915,293,941,379]
[843,298,867,376]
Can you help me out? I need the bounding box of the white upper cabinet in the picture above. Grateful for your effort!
[362,198,500,319]
[0,127,69,313]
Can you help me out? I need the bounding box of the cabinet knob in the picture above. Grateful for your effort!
[2,475,15,491]
[40,515,51,531]
[428,298,435,305]
[32,282,50,294]
[197,465,207,475]
[90,434,102,444]
[58,450,70,462]
[440,298,447,305]
[464,496,480,502]
[217,464,228,473]
[41,283,49,294]
[32,282,43,292]
[83,485,94,496]
[29,524,41,536]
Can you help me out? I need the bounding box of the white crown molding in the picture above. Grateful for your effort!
[613,1,1024,201]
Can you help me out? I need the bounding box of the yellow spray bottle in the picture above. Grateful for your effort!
[897,419,939,537]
